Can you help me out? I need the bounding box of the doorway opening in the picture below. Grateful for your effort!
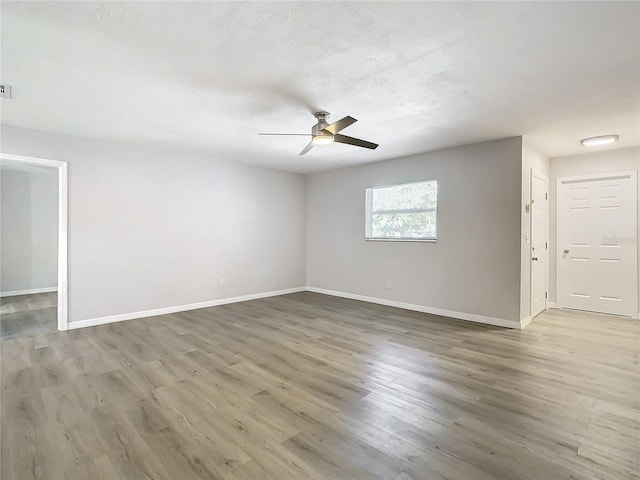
[0,153,68,334]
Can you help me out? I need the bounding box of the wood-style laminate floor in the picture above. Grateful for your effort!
[1,292,638,480]
[0,292,57,340]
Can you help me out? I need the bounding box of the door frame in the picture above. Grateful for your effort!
[555,170,638,318]
[1,153,69,331]
[530,169,548,318]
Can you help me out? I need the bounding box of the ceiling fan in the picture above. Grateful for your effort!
[259,111,379,155]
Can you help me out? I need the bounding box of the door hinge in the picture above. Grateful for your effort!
[545,292,548,299]
[545,192,548,200]
[545,242,548,250]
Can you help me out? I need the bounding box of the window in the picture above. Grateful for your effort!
[365,180,437,241]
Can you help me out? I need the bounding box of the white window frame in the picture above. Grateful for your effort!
[365,180,438,242]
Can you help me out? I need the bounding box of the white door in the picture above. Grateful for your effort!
[557,172,638,316]
[531,170,548,318]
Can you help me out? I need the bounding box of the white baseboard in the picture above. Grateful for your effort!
[1,287,58,298]
[305,287,522,329]
[66,286,530,331]
[543,303,637,319]
[67,287,306,330]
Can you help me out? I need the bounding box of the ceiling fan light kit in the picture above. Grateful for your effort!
[310,111,334,146]
[312,134,334,146]
[259,111,379,155]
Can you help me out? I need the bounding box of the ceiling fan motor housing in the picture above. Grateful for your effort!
[312,111,332,143]
[312,111,330,131]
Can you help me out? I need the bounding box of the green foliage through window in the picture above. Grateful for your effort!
[365,180,437,240]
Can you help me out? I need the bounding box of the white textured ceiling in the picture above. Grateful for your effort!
[1,2,638,173]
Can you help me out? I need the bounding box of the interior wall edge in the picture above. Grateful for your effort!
[1,126,307,324]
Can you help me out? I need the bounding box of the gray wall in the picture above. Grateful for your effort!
[1,125,307,324]
[306,137,523,323]
[549,146,640,304]
[1,165,58,294]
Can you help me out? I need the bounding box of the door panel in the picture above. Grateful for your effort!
[531,171,548,318]
[557,173,637,316]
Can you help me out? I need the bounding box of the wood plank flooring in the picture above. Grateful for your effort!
[0,292,57,340]
[1,292,638,480]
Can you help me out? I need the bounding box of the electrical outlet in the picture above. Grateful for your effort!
[385,279,392,290]
[219,277,226,287]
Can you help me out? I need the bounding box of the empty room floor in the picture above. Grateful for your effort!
[1,292,638,480]
[0,292,57,340]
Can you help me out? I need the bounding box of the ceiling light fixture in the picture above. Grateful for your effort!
[580,135,619,147]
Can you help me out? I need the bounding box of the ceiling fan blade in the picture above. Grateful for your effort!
[333,134,378,150]
[299,141,314,155]
[258,133,311,136]
[323,116,357,134]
